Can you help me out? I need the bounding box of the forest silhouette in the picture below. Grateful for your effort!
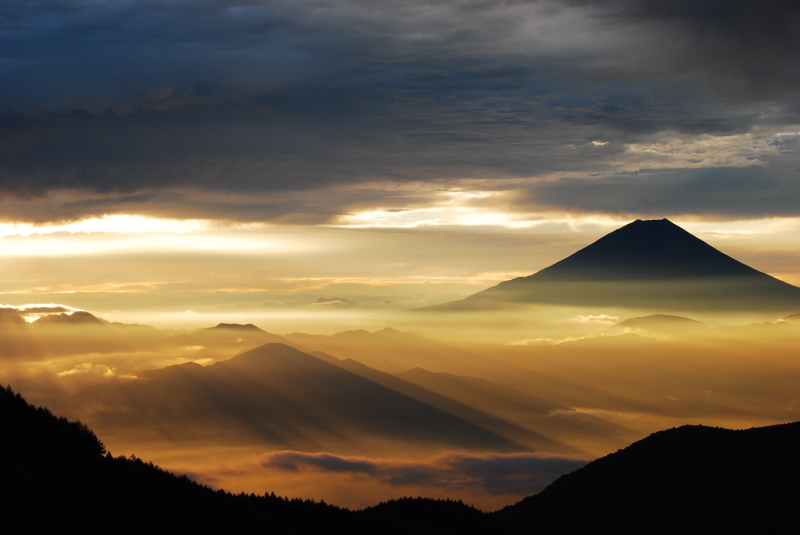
[0,385,512,534]
[4,385,800,533]
[496,422,800,533]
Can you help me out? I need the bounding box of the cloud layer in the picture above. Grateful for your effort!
[248,450,587,495]
[1,0,799,222]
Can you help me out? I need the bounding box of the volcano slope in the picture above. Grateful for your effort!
[421,219,800,313]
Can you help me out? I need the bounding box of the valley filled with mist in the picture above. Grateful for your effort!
[4,303,800,508]
[3,219,800,514]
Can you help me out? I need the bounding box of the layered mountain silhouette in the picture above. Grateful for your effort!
[0,309,162,359]
[165,322,288,348]
[161,322,292,361]
[602,314,709,339]
[69,339,641,457]
[7,385,800,533]
[70,343,522,452]
[281,328,471,373]
[0,386,513,534]
[333,358,566,451]
[421,219,800,312]
[495,421,800,533]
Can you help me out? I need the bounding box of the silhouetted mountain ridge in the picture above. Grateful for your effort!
[0,385,514,534]
[495,421,800,533]
[0,309,164,359]
[532,219,758,281]
[212,323,265,331]
[34,311,108,325]
[422,219,800,312]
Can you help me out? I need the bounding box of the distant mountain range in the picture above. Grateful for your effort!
[68,332,643,456]
[53,318,800,458]
[421,219,800,313]
[601,314,709,339]
[0,307,162,359]
[70,343,525,452]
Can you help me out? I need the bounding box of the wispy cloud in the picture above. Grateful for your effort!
[572,314,618,324]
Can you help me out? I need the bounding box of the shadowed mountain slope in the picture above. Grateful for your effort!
[333,358,564,451]
[395,367,561,418]
[422,219,800,312]
[0,386,514,534]
[282,328,508,375]
[785,312,800,323]
[281,329,467,372]
[70,344,522,453]
[320,356,635,457]
[495,421,800,534]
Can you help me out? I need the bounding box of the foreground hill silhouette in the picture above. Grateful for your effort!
[0,385,512,534]
[422,219,800,312]
[495,422,800,534]
[7,384,800,533]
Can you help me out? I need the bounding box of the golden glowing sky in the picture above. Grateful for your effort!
[3,0,800,331]
[2,208,800,331]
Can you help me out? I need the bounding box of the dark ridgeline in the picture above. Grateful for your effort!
[0,386,513,534]
[494,422,800,534]
[420,219,800,312]
[5,385,800,533]
[212,323,265,331]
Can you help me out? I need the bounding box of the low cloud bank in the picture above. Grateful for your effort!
[256,451,587,495]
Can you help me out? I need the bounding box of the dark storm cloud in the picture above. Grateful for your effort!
[567,0,800,94]
[258,450,586,495]
[518,163,800,219]
[1,0,799,221]
[572,0,800,58]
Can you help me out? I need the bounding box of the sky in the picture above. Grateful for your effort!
[2,0,800,329]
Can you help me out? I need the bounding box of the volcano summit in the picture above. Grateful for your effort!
[422,219,800,313]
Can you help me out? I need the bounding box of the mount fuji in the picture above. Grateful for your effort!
[420,219,800,313]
